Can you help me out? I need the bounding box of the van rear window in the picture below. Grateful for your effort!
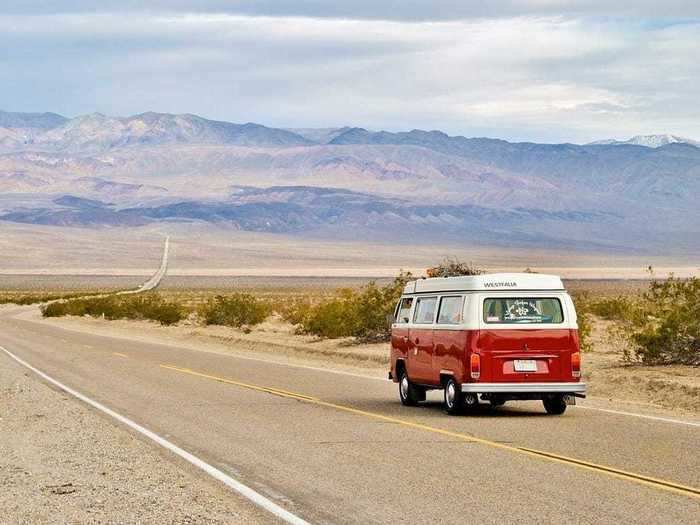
[484,298,563,324]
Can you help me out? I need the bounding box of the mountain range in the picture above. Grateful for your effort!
[1,110,699,254]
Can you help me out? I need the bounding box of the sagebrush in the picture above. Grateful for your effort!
[623,276,700,365]
[41,294,186,326]
[281,272,413,341]
[199,293,271,328]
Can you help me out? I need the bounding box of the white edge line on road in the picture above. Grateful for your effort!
[573,405,700,427]
[0,344,311,525]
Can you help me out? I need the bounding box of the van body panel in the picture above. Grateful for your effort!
[391,324,410,368]
[476,329,574,383]
[407,327,434,384]
[433,329,468,384]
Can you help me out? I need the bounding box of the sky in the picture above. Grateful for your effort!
[1,1,699,143]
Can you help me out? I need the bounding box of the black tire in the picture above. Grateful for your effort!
[543,395,567,415]
[444,377,464,415]
[489,396,506,408]
[398,369,422,406]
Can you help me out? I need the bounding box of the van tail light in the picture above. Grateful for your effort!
[470,353,481,380]
[571,352,581,378]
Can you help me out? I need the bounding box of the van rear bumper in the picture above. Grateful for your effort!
[461,382,586,396]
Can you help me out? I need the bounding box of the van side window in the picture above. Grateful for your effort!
[396,297,413,323]
[413,297,437,324]
[437,296,463,324]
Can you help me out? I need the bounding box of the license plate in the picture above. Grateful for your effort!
[514,359,538,372]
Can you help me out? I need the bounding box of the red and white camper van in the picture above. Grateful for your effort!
[389,273,586,415]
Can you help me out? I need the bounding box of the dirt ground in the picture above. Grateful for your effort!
[0,349,275,524]
[2,222,699,279]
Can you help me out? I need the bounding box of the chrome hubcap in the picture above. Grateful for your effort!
[446,382,455,407]
[400,376,409,399]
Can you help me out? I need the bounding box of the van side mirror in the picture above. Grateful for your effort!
[386,313,395,325]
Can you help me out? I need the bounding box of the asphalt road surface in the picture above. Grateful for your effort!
[1,307,698,524]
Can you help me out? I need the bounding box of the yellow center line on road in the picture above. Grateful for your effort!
[160,365,318,401]
[160,364,700,501]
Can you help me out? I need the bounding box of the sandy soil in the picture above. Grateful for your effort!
[0,350,275,524]
[27,307,700,415]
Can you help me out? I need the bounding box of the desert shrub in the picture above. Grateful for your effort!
[622,276,700,365]
[284,271,413,341]
[41,294,186,326]
[299,290,358,339]
[588,296,634,321]
[199,293,272,328]
[570,292,592,352]
[426,257,484,277]
[276,297,312,326]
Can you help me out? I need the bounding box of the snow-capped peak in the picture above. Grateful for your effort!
[588,134,700,148]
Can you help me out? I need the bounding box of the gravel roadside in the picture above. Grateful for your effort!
[0,354,275,524]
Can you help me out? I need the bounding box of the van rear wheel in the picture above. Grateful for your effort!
[398,370,422,406]
[444,377,464,415]
[543,395,567,415]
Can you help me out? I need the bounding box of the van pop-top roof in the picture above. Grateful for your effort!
[403,273,565,294]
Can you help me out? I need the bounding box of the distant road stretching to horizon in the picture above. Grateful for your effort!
[117,236,169,295]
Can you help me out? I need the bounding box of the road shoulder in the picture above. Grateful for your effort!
[0,349,274,524]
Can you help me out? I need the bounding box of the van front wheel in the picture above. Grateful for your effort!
[398,370,422,406]
[543,395,567,415]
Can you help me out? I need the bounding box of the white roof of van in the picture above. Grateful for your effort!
[403,273,565,294]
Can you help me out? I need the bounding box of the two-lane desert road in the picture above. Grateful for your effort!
[1,308,698,524]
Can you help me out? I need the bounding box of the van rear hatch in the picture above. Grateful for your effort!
[477,297,578,383]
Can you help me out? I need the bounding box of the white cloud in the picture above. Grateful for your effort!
[3,1,700,20]
[0,11,698,142]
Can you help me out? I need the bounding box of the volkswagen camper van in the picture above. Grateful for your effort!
[389,273,586,415]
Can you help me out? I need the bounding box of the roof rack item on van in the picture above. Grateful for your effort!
[403,273,565,294]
